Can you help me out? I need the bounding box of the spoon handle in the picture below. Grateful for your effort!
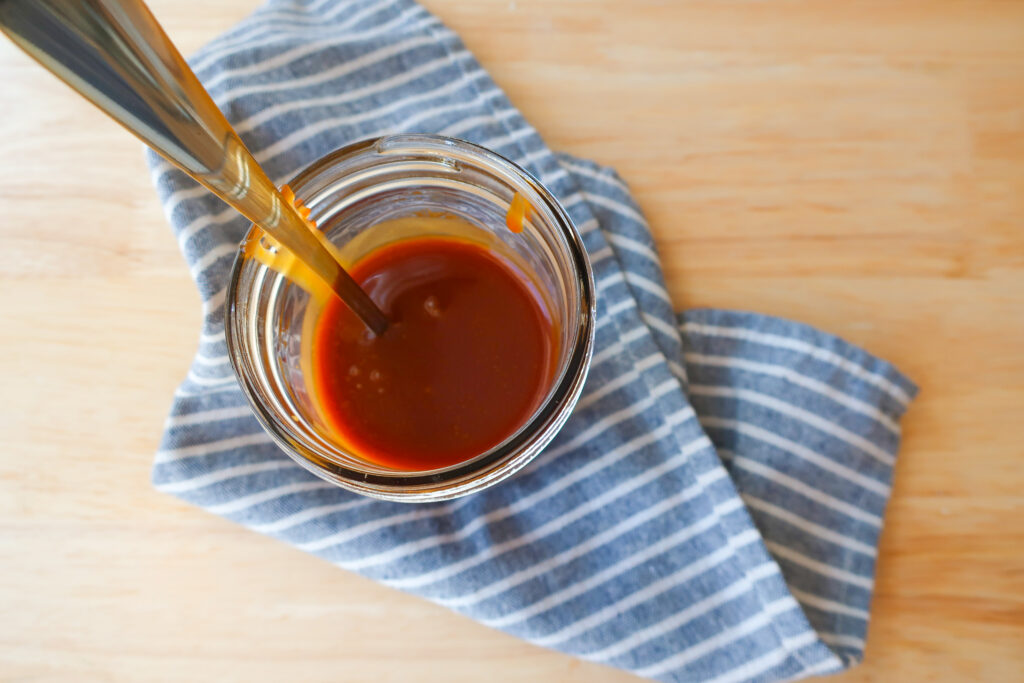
[0,0,389,335]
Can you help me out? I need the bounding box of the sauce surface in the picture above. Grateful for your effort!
[312,237,555,471]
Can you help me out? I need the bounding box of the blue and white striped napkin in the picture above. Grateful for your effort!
[147,1,916,681]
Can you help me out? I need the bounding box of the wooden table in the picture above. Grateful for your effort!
[2,1,1021,680]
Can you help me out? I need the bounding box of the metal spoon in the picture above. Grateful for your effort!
[0,0,390,335]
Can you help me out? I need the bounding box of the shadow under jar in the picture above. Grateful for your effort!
[226,135,596,502]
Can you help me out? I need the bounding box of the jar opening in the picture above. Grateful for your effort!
[226,135,595,502]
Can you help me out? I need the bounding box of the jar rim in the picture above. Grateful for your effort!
[225,134,596,502]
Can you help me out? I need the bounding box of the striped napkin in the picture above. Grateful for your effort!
[147,1,916,681]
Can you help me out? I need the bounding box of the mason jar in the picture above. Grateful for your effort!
[226,134,595,502]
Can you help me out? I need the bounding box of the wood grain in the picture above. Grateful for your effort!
[1,1,1021,681]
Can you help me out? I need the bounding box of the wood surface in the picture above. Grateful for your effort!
[1,1,1022,681]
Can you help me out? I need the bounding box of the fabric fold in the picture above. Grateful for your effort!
[147,2,916,681]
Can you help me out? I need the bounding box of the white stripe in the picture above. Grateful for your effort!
[482,505,754,627]
[560,160,630,193]
[596,270,625,291]
[199,330,225,344]
[540,167,569,186]
[685,353,900,435]
[203,287,227,314]
[641,310,681,341]
[174,383,242,399]
[699,416,891,496]
[742,494,877,557]
[589,327,646,366]
[719,450,882,527]
[681,321,912,406]
[192,353,230,366]
[819,632,866,650]
[595,306,629,333]
[788,587,870,620]
[176,206,236,251]
[253,497,371,534]
[633,595,798,676]
[537,545,773,650]
[582,191,646,224]
[379,431,708,589]
[157,460,296,494]
[325,403,694,567]
[304,503,461,555]
[581,245,610,274]
[606,232,659,263]
[448,471,734,610]
[576,218,600,237]
[208,480,335,515]
[155,431,273,464]
[147,158,173,185]
[834,650,856,667]
[164,406,252,429]
[377,77,500,130]
[515,146,558,173]
[189,243,238,279]
[763,540,873,590]
[804,656,846,676]
[586,244,613,266]
[162,184,207,211]
[464,125,537,153]
[560,191,586,210]
[624,270,674,306]
[574,353,662,410]
[596,299,635,329]
[191,24,272,73]
[305,0,343,14]
[185,371,235,387]
[668,359,688,385]
[702,631,825,683]
[439,108,519,139]
[691,384,896,467]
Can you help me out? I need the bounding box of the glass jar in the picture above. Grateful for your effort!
[225,134,595,502]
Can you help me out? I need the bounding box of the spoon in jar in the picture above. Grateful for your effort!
[0,0,390,335]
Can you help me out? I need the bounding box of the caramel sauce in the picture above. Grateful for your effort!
[312,236,556,470]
